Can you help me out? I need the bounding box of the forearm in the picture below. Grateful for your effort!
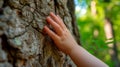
[69,44,108,67]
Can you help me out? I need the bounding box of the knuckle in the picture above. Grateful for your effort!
[56,25,61,29]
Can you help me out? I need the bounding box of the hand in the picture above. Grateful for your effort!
[43,12,108,67]
[43,12,78,54]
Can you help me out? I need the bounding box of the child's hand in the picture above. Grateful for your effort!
[43,12,108,67]
[43,12,78,54]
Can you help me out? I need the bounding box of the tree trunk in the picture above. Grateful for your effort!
[0,0,80,67]
[104,18,120,67]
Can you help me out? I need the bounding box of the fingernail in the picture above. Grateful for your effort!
[56,15,59,17]
[42,26,47,35]
[43,26,47,31]
[46,16,51,24]
[50,12,53,15]
[46,16,50,20]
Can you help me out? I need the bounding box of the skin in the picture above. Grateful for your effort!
[43,12,108,67]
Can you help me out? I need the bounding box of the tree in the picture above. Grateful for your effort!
[76,0,120,66]
[0,0,80,67]
[104,18,120,67]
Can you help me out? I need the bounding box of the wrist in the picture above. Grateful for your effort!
[68,43,80,55]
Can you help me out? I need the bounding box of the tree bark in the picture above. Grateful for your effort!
[0,0,80,67]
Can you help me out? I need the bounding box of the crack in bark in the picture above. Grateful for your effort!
[0,0,79,67]
[8,30,27,39]
[67,0,80,45]
[54,0,57,14]
[1,34,20,67]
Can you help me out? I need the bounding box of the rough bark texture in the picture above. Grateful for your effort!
[0,0,80,67]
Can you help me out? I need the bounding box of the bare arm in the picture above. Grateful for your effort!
[43,12,108,67]
[69,45,108,67]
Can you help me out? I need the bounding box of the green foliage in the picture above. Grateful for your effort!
[75,0,120,67]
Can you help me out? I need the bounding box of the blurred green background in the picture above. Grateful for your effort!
[75,0,120,67]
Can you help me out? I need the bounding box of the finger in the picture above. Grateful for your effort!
[44,26,59,40]
[50,12,66,29]
[56,15,67,28]
[46,16,63,35]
